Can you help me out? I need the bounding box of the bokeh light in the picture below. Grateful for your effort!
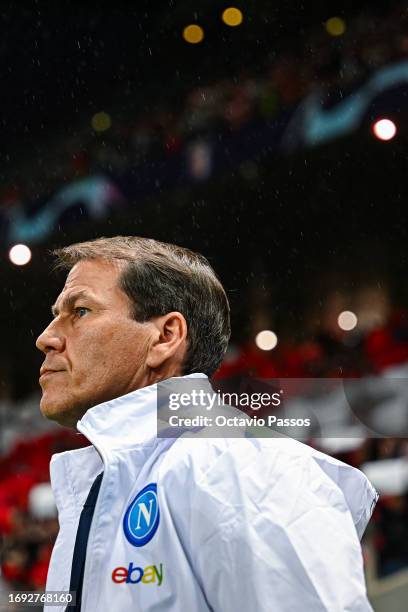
[91,111,112,132]
[325,17,346,37]
[372,118,397,141]
[338,310,358,331]
[222,7,243,27]
[255,330,278,351]
[9,244,32,266]
[183,24,204,44]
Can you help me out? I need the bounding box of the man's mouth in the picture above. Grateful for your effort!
[39,369,64,381]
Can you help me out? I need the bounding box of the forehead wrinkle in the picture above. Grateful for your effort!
[51,289,92,317]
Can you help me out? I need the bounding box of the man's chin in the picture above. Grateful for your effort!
[40,394,81,428]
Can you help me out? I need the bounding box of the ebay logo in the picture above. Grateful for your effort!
[112,563,163,586]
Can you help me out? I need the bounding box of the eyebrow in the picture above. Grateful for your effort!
[51,290,95,317]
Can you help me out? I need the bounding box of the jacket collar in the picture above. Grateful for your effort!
[49,373,208,517]
[76,372,208,454]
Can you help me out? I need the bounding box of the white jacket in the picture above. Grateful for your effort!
[46,373,378,611]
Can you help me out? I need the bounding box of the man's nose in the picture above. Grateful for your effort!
[36,321,65,354]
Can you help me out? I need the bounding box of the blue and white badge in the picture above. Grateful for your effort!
[123,483,160,547]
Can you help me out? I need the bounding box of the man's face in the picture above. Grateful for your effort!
[36,259,152,427]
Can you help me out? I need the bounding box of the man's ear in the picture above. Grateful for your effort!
[145,311,188,371]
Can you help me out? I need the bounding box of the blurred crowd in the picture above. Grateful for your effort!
[0,430,88,591]
[3,3,408,207]
[218,284,408,380]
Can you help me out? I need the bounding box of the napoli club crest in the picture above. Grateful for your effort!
[123,483,160,547]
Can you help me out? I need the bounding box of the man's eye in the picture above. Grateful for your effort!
[74,307,90,318]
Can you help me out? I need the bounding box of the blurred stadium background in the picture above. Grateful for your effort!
[1,1,408,609]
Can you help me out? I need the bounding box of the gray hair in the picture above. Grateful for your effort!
[52,236,231,377]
